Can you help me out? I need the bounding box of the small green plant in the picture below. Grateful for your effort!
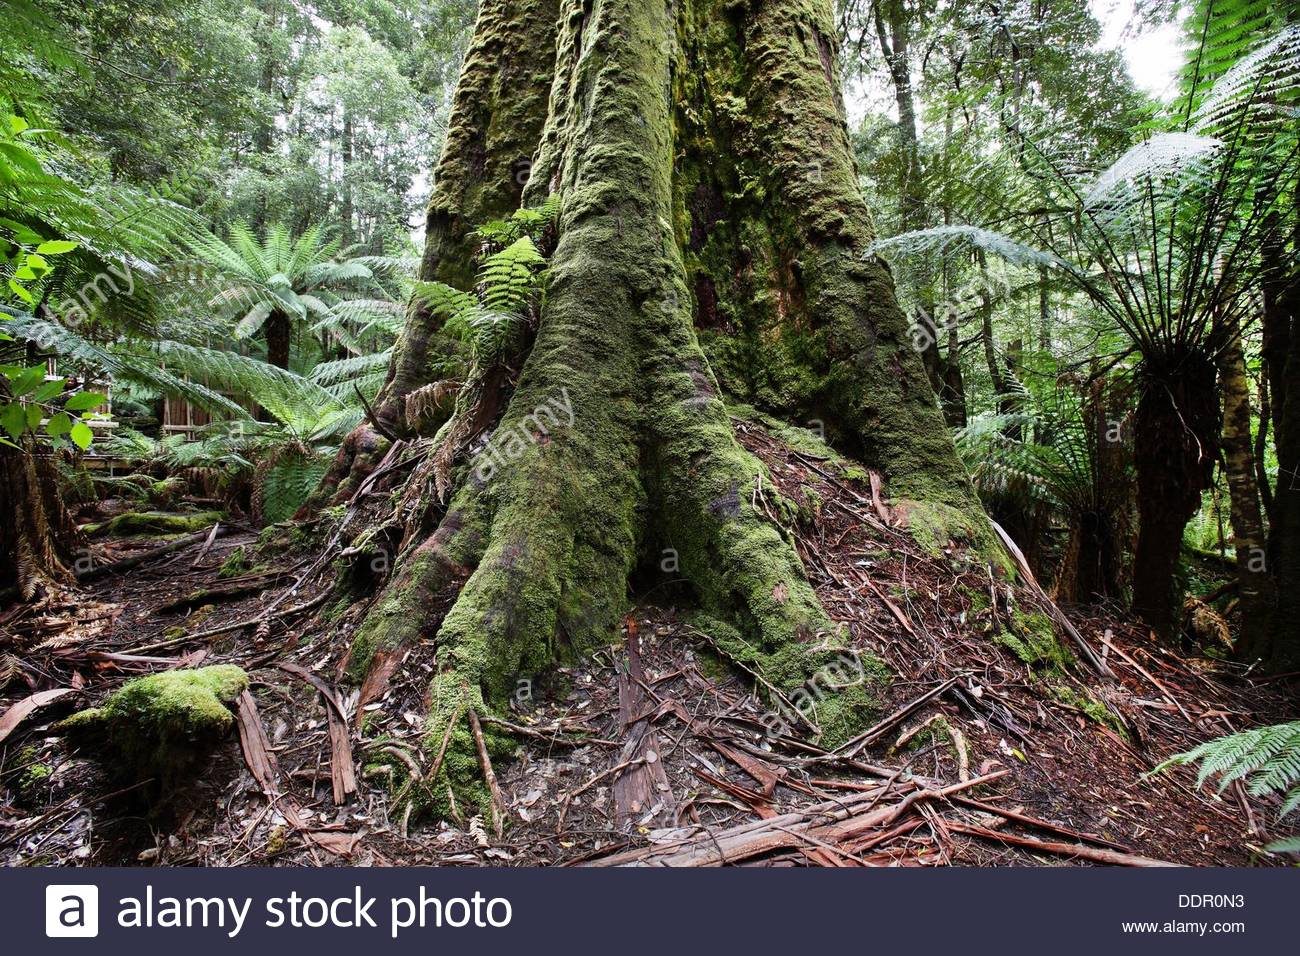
[1156,721,1300,853]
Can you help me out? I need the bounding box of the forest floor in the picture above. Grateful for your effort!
[2,417,1297,867]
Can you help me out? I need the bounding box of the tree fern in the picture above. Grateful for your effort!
[1157,721,1300,852]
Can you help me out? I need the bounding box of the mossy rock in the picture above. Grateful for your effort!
[87,510,224,538]
[59,665,248,790]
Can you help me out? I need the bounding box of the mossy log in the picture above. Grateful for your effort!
[85,510,224,539]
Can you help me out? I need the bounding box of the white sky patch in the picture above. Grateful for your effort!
[1091,0,1188,101]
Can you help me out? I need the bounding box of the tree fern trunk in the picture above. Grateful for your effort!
[0,383,80,600]
[1131,351,1219,638]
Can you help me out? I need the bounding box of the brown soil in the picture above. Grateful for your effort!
[1,418,1296,867]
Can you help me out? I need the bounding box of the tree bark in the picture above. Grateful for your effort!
[265,311,291,370]
[1216,327,1274,657]
[1131,350,1220,638]
[335,0,991,818]
[374,0,561,433]
[1265,195,1300,669]
[0,383,81,600]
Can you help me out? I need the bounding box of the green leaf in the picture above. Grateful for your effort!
[69,421,93,450]
[64,391,106,412]
[7,279,32,303]
[35,240,78,255]
[25,253,49,274]
[1,402,26,440]
[45,411,71,437]
[7,115,28,135]
[25,404,41,430]
[32,378,65,402]
[10,365,44,397]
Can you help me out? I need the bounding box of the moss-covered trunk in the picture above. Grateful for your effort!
[335,0,993,818]
[374,0,561,434]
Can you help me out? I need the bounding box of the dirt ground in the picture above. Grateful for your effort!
[2,418,1296,867]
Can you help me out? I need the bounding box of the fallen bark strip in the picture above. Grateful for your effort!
[76,525,226,582]
[0,688,76,745]
[279,663,358,805]
[944,821,1177,867]
[233,690,358,858]
[586,770,1006,867]
[612,619,675,829]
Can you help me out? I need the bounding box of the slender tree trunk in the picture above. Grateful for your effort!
[1266,199,1300,669]
[1217,327,1274,656]
[331,0,990,818]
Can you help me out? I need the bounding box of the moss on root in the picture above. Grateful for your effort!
[1050,684,1127,737]
[59,665,247,790]
[695,614,888,748]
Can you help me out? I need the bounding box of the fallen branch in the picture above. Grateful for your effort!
[944,820,1176,867]
[125,589,331,654]
[833,676,960,759]
[989,519,1113,677]
[468,709,506,838]
[587,770,1007,867]
[76,525,226,582]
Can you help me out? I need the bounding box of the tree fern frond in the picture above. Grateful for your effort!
[870,226,1081,275]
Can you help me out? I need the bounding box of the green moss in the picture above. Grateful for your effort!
[995,609,1074,673]
[59,665,248,789]
[1050,684,1127,737]
[694,613,887,749]
[87,510,223,538]
[217,546,250,579]
[893,715,958,756]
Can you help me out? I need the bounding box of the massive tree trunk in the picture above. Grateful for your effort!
[335,0,990,817]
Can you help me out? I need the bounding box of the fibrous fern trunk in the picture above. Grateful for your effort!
[0,382,81,600]
[1131,350,1220,638]
[337,0,990,818]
